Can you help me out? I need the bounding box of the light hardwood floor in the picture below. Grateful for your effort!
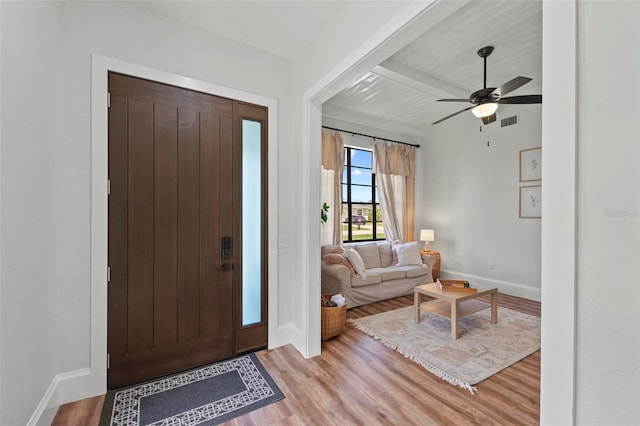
[52,293,540,425]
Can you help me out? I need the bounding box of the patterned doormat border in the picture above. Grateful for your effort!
[100,353,284,426]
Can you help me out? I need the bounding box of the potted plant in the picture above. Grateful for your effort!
[321,202,330,224]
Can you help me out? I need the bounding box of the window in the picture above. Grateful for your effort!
[342,147,385,242]
[241,119,262,326]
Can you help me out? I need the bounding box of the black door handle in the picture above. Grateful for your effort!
[221,237,232,260]
[218,263,234,271]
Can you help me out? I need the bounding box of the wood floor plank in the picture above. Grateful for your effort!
[51,395,104,426]
[52,293,541,425]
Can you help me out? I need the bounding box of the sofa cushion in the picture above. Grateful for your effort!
[394,265,432,279]
[405,266,431,279]
[366,267,406,281]
[393,241,423,266]
[378,243,394,267]
[345,248,367,277]
[354,243,382,269]
[351,272,382,287]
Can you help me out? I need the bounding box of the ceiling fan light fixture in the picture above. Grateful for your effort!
[472,102,499,118]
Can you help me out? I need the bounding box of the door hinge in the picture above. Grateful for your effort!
[107,266,111,283]
[107,92,111,108]
[107,179,111,195]
[107,353,110,370]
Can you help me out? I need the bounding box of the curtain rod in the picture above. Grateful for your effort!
[322,126,420,148]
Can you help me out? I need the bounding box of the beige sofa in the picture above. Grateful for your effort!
[321,241,437,308]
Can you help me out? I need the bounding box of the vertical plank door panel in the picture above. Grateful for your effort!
[127,98,154,354]
[153,103,178,349]
[215,110,235,349]
[199,112,221,339]
[177,108,201,343]
[217,113,235,347]
[107,94,128,357]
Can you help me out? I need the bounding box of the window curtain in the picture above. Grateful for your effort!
[373,141,416,242]
[321,131,345,245]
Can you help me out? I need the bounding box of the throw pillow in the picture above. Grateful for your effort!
[378,242,394,267]
[389,239,404,265]
[345,248,367,278]
[322,253,355,276]
[354,243,382,269]
[393,241,423,266]
[330,246,346,255]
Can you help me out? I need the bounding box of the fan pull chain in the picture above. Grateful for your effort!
[480,125,491,147]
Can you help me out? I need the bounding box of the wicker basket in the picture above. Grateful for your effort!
[321,303,347,341]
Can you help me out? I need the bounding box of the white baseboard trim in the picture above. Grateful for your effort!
[288,323,309,358]
[28,367,100,426]
[440,269,541,302]
[268,322,294,350]
[27,374,59,426]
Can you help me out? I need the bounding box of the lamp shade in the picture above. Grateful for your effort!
[471,102,498,118]
[420,229,435,242]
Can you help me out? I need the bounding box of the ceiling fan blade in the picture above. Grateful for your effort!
[437,98,471,103]
[498,94,542,104]
[481,113,496,125]
[492,76,532,98]
[432,106,473,125]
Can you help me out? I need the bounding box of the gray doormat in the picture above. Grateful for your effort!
[100,353,284,425]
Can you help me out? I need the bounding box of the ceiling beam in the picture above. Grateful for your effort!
[372,62,469,100]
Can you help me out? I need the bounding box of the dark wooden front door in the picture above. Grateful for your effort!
[107,73,241,388]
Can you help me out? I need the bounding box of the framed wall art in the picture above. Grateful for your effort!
[519,147,542,182]
[519,185,542,218]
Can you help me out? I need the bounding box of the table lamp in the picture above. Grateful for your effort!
[420,229,435,251]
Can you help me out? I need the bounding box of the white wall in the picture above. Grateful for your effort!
[0,2,62,424]
[421,108,542,300]
[575,1,640,423]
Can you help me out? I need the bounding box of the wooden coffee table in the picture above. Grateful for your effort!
[414,282,498,340]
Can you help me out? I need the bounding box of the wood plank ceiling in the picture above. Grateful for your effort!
[322,0,542,135]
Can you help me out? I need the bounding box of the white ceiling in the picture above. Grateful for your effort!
[132,0,542,136]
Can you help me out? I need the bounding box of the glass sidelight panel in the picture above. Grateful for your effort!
[241,119,262,326]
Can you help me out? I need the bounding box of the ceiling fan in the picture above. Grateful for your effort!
[432,46,542,125]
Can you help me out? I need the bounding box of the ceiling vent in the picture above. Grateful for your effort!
[501,115,518,128]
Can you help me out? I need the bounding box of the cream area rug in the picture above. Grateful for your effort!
[349,305,540,393]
